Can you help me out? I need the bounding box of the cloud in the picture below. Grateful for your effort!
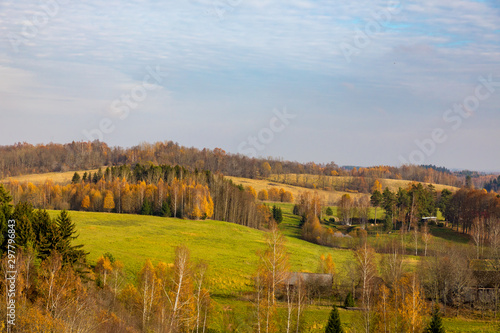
[0,0,499,170]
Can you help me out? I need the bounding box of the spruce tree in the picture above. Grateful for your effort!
[56,210,86,265]
[425,304,445,333]
[141,199,153,215]
[325,305,344,333]
[344,292,355,308]
[160,200,171,217]
[71,172,81,184]
[0,185,13,249]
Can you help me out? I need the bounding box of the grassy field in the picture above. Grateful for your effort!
[43,206,495,332]
[226,176,367,205]
[47,210,353,295]
[1,168,100,184]
[269,174,460,193]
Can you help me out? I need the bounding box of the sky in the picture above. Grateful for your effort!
[0,0,499,172]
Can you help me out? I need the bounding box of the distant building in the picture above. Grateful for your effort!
[421,217,437,223]
[286,272,333,288]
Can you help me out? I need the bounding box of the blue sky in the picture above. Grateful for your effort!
[0,0,499,171]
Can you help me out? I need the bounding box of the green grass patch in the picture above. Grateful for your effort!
[47,210,353,295]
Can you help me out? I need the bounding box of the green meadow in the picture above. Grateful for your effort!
[45,206,496,332]
[47,210,353,295]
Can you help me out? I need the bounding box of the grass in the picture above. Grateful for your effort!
[270,174,459,193]
[226,176,367,205]
[1,168,101,184]
[47,210,353,295]
[44,207,496,332]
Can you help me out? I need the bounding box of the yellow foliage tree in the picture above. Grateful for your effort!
[246,186,257,199]
[398,274,427,333]
[103,191,115,212]
[258,189,269,201]
[268,188,280,201]
[96,256,113,287]
[81,195,90,210]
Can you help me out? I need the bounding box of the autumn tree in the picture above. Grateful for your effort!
[355,242,377,333]
[138,259,158,331]
[103,191,115,212]
[96,255,113,287]
[338,194,354,226]
[168,246,195,332]
[258,189,269,201]
[81,195,91,210]
[255,223,290,333]
[399,274,427,333]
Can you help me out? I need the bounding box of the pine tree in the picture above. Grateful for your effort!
[425,304,445,333]
[325,306,344,333]
[0,185,13,248]
[56,210,87,265]
[272,205,283,224]
[160,200,171,217]
[140,199,153,215]
[71,172,81,184]
[344,292,354,308]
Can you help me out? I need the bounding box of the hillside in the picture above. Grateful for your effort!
[40,209,495,332]
[1,168,100,184]
[227,174,459,205]
[46,210,353,295]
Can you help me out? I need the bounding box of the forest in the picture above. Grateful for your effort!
[2,141,494,189]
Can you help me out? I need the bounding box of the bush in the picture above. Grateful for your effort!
[438,222,445,228]
[326,207,333,216]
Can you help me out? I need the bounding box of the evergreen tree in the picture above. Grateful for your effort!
[326,207,334,216]
[140,199,154,215]
[344,292,355,307]
[92,172,99,184]
[325,305,344,333]
[71,172,81,184]
[370,190,383,224]
[272,205,283,223]
[10,202,35,249]
[33,209,60,260]
[96,167,104,181]
[0,185,13,250]
[425,304,445,333]
[160,200,171,217]
[82,172,88,182]
[56,210,87,266]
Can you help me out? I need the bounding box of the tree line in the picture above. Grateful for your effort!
[0,141,474,187]
[3,164,272,230]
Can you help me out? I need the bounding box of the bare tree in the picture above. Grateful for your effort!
[421,223,432,257]
[355,242,377,333]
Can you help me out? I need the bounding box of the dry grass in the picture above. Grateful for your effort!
[227,174,459,205]
[0,169,101,184]
[269,174,459,193]
[225,176,367,205]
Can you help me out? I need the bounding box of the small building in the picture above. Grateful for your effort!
[286,272,333,288]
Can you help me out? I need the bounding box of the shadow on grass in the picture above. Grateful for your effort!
[430,226,470,244]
